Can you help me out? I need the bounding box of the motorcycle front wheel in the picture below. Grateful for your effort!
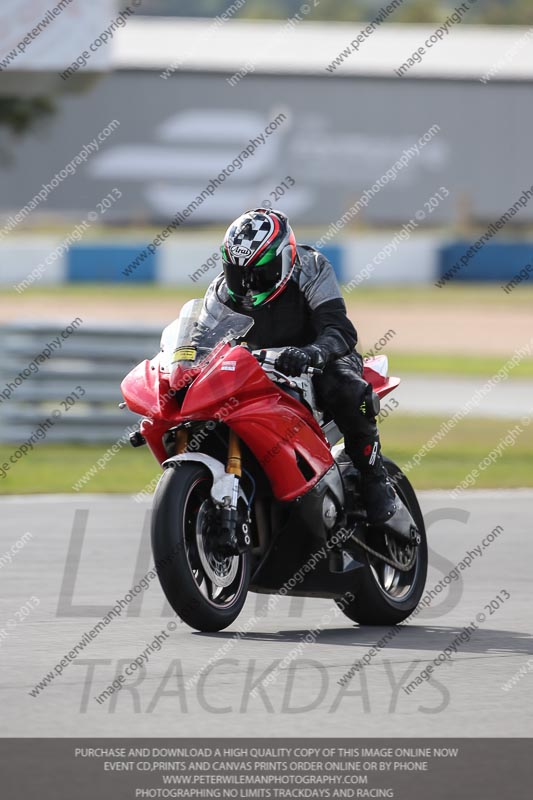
[151,463,251,632]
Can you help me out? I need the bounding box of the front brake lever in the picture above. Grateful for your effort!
[269,368,298,388]
[261,361,298,388]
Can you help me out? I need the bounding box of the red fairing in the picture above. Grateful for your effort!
[121,357,186,464]
[121,357,162,418]
[231,408,333,501]
[121,356,183,418]
[121,345,397,503]
[181,346,334,501]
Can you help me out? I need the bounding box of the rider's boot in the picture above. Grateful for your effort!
[347,437,418,544]
[360,467,417,544]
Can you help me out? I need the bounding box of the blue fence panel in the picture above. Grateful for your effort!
[68,245,157,282]
[439,242,533,283]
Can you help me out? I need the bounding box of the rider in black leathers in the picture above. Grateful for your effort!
[202,207,415,542]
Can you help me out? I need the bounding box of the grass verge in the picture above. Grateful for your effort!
[380,413,533,490]
[0,415,531,494]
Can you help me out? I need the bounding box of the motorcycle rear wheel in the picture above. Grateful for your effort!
[151,463,251,632]
[335,456,428,626]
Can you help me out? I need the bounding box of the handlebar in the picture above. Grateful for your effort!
[252,349,323,378]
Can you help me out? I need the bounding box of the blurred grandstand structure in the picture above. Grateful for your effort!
[1,10,533,288]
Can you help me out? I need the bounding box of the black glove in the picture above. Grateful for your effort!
[275,345,325,377]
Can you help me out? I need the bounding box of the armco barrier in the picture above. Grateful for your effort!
[0,322,160,443]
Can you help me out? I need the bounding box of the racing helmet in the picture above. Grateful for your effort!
[221,208,297,307]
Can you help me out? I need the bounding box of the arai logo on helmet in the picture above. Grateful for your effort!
[231,244,253,258]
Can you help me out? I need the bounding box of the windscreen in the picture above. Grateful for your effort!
[160,298,254,375]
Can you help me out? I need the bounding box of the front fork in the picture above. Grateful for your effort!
[220,430,251,551]
[176,426,251,552]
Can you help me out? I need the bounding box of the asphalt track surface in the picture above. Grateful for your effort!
[0,491,531,738]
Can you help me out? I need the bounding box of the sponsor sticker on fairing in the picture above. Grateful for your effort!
[172,347,197,363]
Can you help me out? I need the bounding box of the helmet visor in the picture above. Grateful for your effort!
[223,248,293,299]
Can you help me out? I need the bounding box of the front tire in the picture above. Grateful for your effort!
[151,463,250,632]
[336,457,428,626]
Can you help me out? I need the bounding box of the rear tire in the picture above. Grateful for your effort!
[151,463,250,632]
[336,457,427,626]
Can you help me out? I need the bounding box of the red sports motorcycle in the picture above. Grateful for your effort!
[122,299,427,632]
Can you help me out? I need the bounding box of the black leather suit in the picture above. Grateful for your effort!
[203,244,385,481]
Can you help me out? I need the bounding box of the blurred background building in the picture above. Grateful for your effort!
[1,0,533,289]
